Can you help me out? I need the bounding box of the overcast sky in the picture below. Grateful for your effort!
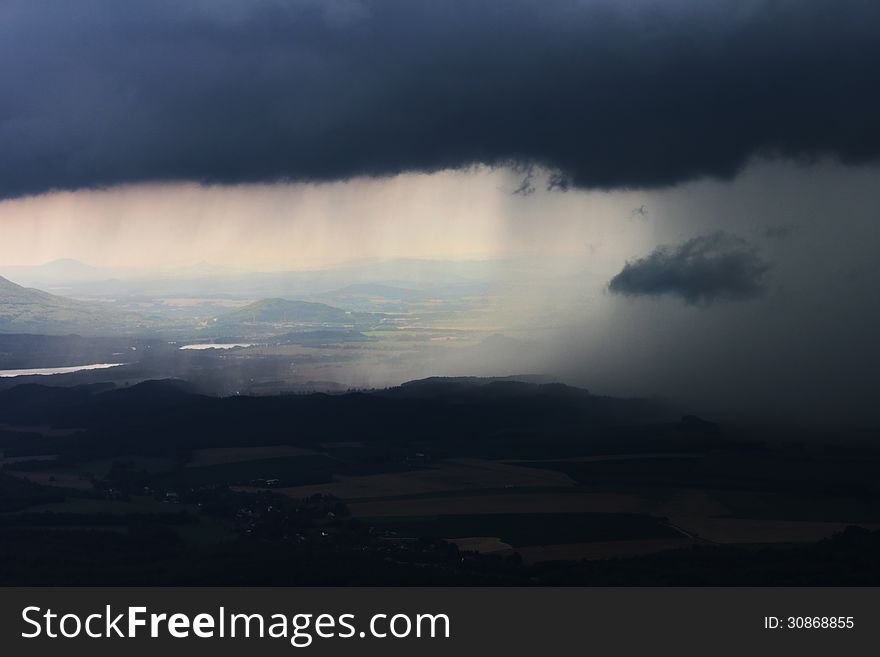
[1,1,878,423]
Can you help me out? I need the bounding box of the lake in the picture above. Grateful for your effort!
[0,363,125,378]
[178,343,254,350]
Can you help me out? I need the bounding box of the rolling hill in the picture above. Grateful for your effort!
[216,298,354,327]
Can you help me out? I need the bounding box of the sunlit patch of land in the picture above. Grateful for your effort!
[447,537,513,554]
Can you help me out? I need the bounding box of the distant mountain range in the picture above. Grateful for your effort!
[0,257,499,300]
[0,274,384,337]
[331,283,424,300]
[0,275,136,335]
[0,259,128,290]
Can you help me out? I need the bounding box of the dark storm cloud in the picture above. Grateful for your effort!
[608,232,769,304]
[761,224,797,240]
[2,0,880,198]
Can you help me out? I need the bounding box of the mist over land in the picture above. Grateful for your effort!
[2,160,878,427]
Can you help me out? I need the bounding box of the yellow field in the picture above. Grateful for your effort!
[515,538,695,563]
[447,537,513,554]
[246,458,575,499]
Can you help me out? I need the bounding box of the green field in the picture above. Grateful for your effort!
[367,512,680,547]
[152,454,340,488]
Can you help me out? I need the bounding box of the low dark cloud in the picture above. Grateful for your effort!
[1,0,880,198]
[512,166,537,196]
[608,232,769,304]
